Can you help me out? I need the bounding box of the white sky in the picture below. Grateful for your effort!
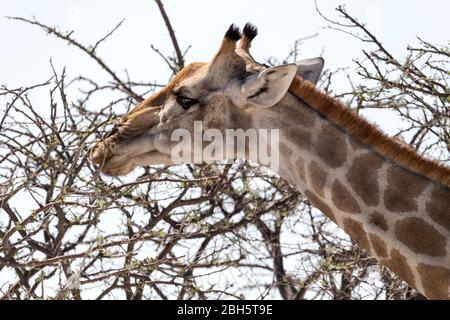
[1,0,449,134]
[2,0,449,87]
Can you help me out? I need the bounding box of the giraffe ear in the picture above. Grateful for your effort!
[296,57,324,85]
[242,64,297,108]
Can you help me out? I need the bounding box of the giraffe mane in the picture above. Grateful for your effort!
[289,76,450,187]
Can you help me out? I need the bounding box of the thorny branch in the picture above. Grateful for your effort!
[6,16,143,103]
[153,0,187,72]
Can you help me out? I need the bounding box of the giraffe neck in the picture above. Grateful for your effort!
[252,86,450,299]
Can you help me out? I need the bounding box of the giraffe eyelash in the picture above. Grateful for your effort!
[175,95,198,109]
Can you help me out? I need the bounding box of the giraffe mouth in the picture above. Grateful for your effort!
[89,128,174,176]
[93,149,171,176]
[90,133,151,176]
[89,104,170,175]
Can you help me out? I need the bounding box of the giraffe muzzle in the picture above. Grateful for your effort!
[89,106,164,174]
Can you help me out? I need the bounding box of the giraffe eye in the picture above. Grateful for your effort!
[176,95,198,109]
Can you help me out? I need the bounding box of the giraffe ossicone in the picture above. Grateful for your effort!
[89,23,450,300]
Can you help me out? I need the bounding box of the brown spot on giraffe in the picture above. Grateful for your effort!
[331,180,361,214]
[395,217,446,257]
[369,233,388,258]
[304,190,337,223]
[382,249,416,288]
[130,62,206,114]
[316,124,348,168]
[417,264,450,300]
[348,136,363,152]
[284,129,312,151]
[369,211,388,231]
[343,218,370,253]
[384,165,428,213]
[346,153,383,206]
[426,185,450,232]
[308,161,327,197]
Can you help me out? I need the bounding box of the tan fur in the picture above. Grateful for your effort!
[238,34,252,54]
[369,233,388,258]
[239,34,253,51]
[215,38,238,57]
[131,62,207,114]
[289,76,450,187]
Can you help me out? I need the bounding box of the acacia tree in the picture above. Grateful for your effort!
[0,3,448,300]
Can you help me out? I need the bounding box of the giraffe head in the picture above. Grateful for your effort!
[89,23,324,176]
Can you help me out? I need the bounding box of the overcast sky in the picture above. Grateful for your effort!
[1,0,449,131]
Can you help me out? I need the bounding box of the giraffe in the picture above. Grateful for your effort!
[89,23,450,299]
